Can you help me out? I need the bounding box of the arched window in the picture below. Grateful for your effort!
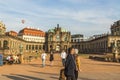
[39,45,41,50]
[64,36,67,41]
[26,45,28,50]
[43,45,45,50]
[50,45,52,49]
[3,40,8,49]
[29,45,31,50]
[32,45,34,50]
[35,45,38,50]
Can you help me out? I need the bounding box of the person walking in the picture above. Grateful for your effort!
[61,50,67,66]
[41,51,47,67]
[13,55,19,64]
[64,47,76,80]
[49,51,54,66]
[74,49,82,80]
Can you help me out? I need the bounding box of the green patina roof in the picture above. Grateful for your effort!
[48,27,68,33]
[48,29,55,33]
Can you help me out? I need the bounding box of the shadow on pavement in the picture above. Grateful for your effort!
[29,70,58,76]
[2,75,27,80]
[28,64,62,68]
[50,76,59,79]
[2,74,45,80]
[28,64,46,67]
[29,71,59,79]
[79,77,95,80]
[28,71,94,80]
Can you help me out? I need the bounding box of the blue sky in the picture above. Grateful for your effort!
[0,0,120,37]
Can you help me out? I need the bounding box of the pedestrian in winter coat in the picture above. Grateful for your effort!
[64,47,76,80]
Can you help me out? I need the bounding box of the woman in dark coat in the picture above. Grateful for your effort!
[64,47,76,80]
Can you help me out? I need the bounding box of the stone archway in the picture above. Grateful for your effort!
[56,45,60,52]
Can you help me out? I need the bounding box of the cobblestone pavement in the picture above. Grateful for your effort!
[0,54,120,80]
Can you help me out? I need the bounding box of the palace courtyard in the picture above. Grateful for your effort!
[0,54,120,80]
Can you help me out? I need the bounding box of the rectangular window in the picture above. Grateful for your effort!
[26,45,28,50]
[117,28,119,31]
[35,45,38,50]
[39,45,41,50]
[29,45,31,50]
[32,45,34,50]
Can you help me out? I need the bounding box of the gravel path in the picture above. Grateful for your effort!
[0,54,120,80]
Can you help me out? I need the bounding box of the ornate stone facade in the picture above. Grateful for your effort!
[45,24,71,52]
[0,35,45,55]
[72,35,120,53]
[0,22,45,55]
[0,21,6,35]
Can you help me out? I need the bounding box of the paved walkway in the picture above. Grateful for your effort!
[0,54,120,80]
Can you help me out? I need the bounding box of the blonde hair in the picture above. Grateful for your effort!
[75,49,79,54]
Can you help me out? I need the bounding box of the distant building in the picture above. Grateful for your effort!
[71,34,84,42]
[0,21,6,35]
[0,23,45,54]
[72,35,120,53]
[6,31,18,37]
[0,35,45,54]
[45,24,71,52]
[86,33,109,41]
[111,20,120,36]
[72,20,120,53]
[18,28,45,42]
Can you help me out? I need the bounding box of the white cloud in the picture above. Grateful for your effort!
[0,0,120,36]
[59,0,93,3]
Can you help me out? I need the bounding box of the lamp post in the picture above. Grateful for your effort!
[19,44,23,63]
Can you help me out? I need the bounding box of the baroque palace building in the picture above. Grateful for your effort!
[1,20,120,54]
[45,24,71,52]
[72,20,120,53]
[0,21,45,55]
